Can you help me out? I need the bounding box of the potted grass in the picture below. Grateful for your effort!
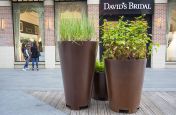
[92,60,108,100]
[58,17,98,110]
[101,16,159,113]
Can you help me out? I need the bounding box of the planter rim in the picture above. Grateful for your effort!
[105,59,146,61]
[58,41,98,42]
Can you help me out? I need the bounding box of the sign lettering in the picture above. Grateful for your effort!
[100,0,154,15]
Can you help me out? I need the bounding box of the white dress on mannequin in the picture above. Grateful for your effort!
[167,32,176,61]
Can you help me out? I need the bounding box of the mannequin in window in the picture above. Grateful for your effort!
[167,31,176,61]
[168,24,174,47]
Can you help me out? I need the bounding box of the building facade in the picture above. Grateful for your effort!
[0,0,174,68]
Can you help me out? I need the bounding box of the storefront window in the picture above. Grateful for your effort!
[55,1,87,61]
[13,3,45,61]
[167,0,176,62]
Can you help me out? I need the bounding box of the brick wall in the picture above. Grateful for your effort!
[88,4,99,41]
[153,4,167,45]
[44,5,55,46]
[0,6,13,46]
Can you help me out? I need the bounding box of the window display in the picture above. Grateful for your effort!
[167,0,176,61]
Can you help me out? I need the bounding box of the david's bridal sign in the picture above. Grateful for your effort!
[100,0,154,15]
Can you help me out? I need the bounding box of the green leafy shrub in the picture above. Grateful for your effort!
[101,16,159,60]
[60,17,95,41]
[95,60,104,72]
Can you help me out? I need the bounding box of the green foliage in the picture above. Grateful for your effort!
[95,60,104,72]
[60,17,95,41]
[101,16,159,59]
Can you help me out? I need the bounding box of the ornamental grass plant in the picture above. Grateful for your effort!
[101,16,159,60]
[60,17,95,41]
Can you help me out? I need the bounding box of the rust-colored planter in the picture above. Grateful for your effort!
[58,41,97,110]
[92,72,108,101]
[105,59,146,113]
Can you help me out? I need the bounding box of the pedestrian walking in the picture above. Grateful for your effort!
[31,41,40,71]
[22,43,30,71]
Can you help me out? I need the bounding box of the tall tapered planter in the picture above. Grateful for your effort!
[105,59,146,113]
[58,41,97,110]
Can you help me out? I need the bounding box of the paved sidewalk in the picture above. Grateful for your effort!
[0,68,176,91]
[0,69,65,115]
[144,68,176,91]
[0,68,176,115]
[0,91,65,115]
[0,69,63,91]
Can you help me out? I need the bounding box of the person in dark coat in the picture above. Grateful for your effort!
[31,41,39,71]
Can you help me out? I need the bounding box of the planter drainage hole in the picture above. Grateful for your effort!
[118,107,140,113]
[119,109,129,113]
[94,97,107,101]
[66,104,71,108]
[66,104,88,110]
[80,105,88,109]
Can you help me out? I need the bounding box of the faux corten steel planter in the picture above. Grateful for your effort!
[92,72,108,101]
[58,41,97,110]
[105,59,146,113]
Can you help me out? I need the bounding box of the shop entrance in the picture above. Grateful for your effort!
[13,3,45,62]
